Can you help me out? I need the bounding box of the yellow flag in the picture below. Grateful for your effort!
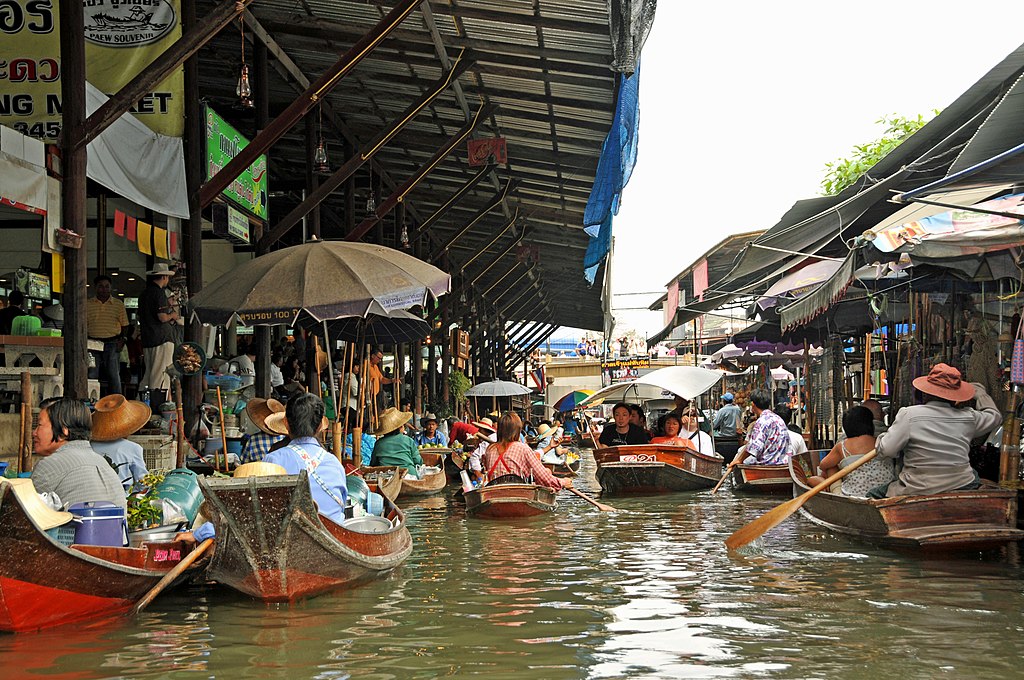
[138,221,152,255]
[154,227,168,259]
[51,252,63,293]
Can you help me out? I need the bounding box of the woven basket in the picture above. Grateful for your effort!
[129,435,176,471]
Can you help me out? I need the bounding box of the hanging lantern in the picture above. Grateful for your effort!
[236,64,253,109]
[365,191,377,217]
[400,221,410,248]
[313,137,330,174]
[459,290,467,304]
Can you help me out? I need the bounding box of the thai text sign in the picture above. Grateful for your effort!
[204,105,269,220]
[0,0,184,139]
[601,356,651,385]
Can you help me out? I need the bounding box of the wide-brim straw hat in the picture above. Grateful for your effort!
[423,412,439,424]
[5,479,73,531]
[233,462,288,478]
[92,395,151,441]
[146,263,175,276]
[374,407,412,436]
[912,363,975,402]
[471,417,496,433]
[536,423,553,437]
[246,398,285,435]
[264,411,328,437]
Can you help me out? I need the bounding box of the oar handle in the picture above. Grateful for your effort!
[566,486,616,512]
[711,459,740,494]
[132,538,213,615]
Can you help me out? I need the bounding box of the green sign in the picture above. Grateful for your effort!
[204,105,269,220]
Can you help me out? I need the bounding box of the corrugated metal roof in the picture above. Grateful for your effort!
[196,0,621,331]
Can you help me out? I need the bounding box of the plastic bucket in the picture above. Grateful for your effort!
[154,468,202,524]
[69,501,127,547]
[365,491,385,516]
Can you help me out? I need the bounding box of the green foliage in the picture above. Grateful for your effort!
[127,469,167,530]
[448,370,472,404]
[820,112,937,196]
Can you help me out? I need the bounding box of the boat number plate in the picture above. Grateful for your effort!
[153,548,182,562]
[620,454,656,463]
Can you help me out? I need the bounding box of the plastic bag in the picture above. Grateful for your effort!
[160,498,187,526]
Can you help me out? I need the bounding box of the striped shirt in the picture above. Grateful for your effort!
[482,441,562,491]
[31,440,127,510]
[241,432,285,463]
[86,296,128,340]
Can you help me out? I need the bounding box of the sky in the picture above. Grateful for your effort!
[606,0,1024,341]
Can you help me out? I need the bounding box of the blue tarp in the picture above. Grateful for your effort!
[583,66,641,283]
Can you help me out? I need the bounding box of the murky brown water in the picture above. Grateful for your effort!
[5,456,1024,679]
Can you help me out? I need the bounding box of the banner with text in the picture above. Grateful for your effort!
[204,105,269,221]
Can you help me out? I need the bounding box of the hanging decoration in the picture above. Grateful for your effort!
[236,19,253,109]
[365,164,377,217]
[313,106,330,174]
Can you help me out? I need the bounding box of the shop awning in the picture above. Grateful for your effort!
[778,252,856,331]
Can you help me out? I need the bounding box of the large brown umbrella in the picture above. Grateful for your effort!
[188,240,450,326]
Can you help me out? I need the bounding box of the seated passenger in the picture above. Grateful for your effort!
[31,397,127,511]
[240,397,286,463]
[342,408,376,466]
[414,413,449,447]
[481,412,571,491]
[679,409,716,455]
[371,407,423,471]
[740,389,792,465]
[90,395,151,492]
[808,405,894,496]
[871,363,999,498]
[599,403,652,447]
[650,413,697,449]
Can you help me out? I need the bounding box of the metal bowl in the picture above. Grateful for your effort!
[340,516,392,534]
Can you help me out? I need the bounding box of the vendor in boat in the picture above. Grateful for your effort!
[870,363,1000,498]
[240,397,286,463]
[31,397,127,511]
[650,413,697,448]
[371,407,424,471]
[415,413,449,447]
[89,395,151,492]
[599,402,652,447]
[450,418,480,446]
[482,412,571,491]
[713,392,741,438]
[465,417,497,482]
[680,408,716,454]
[807,405,894,495]
[534,422,570,463]
[739,390,792,466]
[773,404,808,458]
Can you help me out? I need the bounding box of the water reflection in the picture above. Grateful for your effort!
[6,457,1024,679]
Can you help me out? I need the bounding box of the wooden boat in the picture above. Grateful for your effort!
[790,451,1024,550]
[542,453,582,478]
[731,463,791,494]
[401,451,448,497]
[198,471,412,602]
[357,465,406,502]
[465,482,557,518]
[0,481,201,632]
[593,444,724,494]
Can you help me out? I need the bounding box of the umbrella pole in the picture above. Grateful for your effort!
[314,335,323,399]
[354,341,368,465]
[341,341,353,463]
[322,321,342,460]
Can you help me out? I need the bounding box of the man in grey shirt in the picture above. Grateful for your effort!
[31,398,127,511]
[873,364,1000,498]
[713,392,741,437]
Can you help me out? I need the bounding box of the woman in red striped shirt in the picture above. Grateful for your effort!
[482,412,572,491]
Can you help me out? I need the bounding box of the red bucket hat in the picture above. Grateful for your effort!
[912,363,975,402]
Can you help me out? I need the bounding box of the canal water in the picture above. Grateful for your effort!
[5,456,1024,679]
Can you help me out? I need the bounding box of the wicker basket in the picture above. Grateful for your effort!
[129,435,177,471]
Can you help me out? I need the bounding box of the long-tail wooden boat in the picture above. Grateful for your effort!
[357,465,406,502]
[731,463,791,494]
[401,451,448,497]
[465,482,557,518]
[542,453,582,478]
[593,444,724,494]
[790,451,1024,550]
[0,481,200,632]
[198,471,412,602]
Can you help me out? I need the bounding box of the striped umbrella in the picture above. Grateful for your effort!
[553,390,596,412]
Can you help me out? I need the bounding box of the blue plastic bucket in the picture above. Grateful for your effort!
[69,501,127,547]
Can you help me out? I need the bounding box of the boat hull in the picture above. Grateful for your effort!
[593,444,723,495]
[401,451,448,497]
[0,482,197,632]
[358,465,406,502]
[199,472,412,602]
[732,463,791,494]
[790,452,1024,550]
[465,483,557,518]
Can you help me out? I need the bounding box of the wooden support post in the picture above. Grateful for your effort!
[409,165,490,242]
[441,292,452,408]
[412,339,423,416]
[201,0,425,208]
[1000,390,1021,486]
[60,0,88,400]
[346,104,497,243]
[97,194,107,276]
[258,57,476,250]
[20,372,32,474]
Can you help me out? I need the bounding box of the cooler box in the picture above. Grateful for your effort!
[69,501,127,547]
[154,468,202,524]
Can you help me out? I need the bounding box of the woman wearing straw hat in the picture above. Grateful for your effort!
[240,398,286,463]
[465,417,497,483]
[370,407,423,473]
[90,395,152,492]
[871,363,1001,498]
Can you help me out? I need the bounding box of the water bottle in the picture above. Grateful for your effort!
[139,389,151,407]
[459,470,473,493]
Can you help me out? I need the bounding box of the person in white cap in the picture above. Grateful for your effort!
[139,263,179,406]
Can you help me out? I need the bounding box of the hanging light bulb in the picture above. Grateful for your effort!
[459,290,467,304]
[400,220,410,248]
[471,300,477,314]
[365,165,376,216]
[313,137,329,174]
[236,20,253,109]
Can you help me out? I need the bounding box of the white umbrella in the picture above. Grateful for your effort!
[465,380,533,397]
[579,366,723,407]
[770,367,795,381]
[710,343,745,361]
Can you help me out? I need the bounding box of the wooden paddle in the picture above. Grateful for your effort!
[566,486,617,512]
[132,538,213,615]
[724,449,879,550]
[711,459,739,494]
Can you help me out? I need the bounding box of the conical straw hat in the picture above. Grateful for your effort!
[4,478,74,531]
[374,407,412,436]
[91,395,152,441]
[246,398,285,435]
[263,411,328,437]
[233,462,288,478]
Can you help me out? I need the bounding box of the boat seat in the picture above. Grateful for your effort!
[488,474,528,486]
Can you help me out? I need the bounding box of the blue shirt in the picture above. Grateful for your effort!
[264,437,348,523]
[415,430,448,447]
[91,439,148,492]
[345,432,377,466]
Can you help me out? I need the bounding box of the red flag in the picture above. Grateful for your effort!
[113,210,125,236]
[126,216,137,242]
[169,230,178,257]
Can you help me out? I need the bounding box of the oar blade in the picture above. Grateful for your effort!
[725,495,803,550]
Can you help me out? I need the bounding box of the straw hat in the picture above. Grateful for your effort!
[423,412,439,424]
[912,363,975,402]
[233,462,288,478]
[91,395,151,442]
[471,417,495,433]
[263,411,328,437]
[146,263,175,276]
[536,423,554,438]
[375,407,412,436]
[4,479,73,531]
[246,398,285,435]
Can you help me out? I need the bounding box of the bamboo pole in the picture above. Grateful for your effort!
[353,344,369,465]
[341,341,353,462]
[999,390,1021,485]
[174,378,187,468]
[216,386,228,473]
[20,372,32,473]
[863,332,872,402]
